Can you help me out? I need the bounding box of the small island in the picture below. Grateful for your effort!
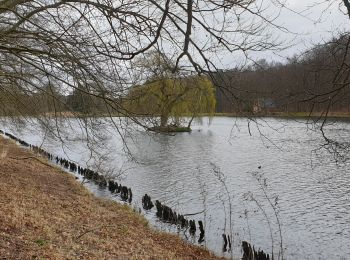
[124,52,216,133]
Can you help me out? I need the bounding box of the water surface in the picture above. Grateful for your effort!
[2,117,350,259]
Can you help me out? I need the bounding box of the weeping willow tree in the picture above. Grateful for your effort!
[126,75,216,132]
[125,52,216,132]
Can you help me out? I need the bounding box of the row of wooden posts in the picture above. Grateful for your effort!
[1,129,270,258]
[1,130,133,203]
[142,194,205,242]
[1,130,201,236]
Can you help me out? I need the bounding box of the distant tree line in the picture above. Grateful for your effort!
[213,33,350,115]
[2,32,350,118]
[0,85,112,116]
[2,29,350,119]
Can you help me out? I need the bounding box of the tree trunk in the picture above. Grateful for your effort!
[160,114,168,127]
[187,114,195,129]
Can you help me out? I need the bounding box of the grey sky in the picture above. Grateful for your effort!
[255,1,349,60]
[220,1,350,68]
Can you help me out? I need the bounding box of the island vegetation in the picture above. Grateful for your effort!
[124,53,216,132]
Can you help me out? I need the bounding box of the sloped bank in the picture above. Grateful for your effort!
[0,130,206,244]
[0,136,221,259]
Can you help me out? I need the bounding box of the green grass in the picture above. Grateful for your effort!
[35,239,48,246]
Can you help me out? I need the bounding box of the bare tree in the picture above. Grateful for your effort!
[0,1,286,124]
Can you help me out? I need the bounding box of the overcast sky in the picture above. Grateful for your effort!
[220,0,350,68]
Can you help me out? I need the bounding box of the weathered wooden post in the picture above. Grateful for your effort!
[128,188,132,203]
[222,234,228,252]
[189,220,196,234]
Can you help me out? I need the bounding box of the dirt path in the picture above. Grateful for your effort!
[0,136,221,259]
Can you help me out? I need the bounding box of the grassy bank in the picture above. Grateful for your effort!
[0,136,220,259]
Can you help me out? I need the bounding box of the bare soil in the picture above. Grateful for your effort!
[0,137,221,259]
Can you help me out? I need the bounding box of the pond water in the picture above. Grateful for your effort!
[1,117,350,259]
